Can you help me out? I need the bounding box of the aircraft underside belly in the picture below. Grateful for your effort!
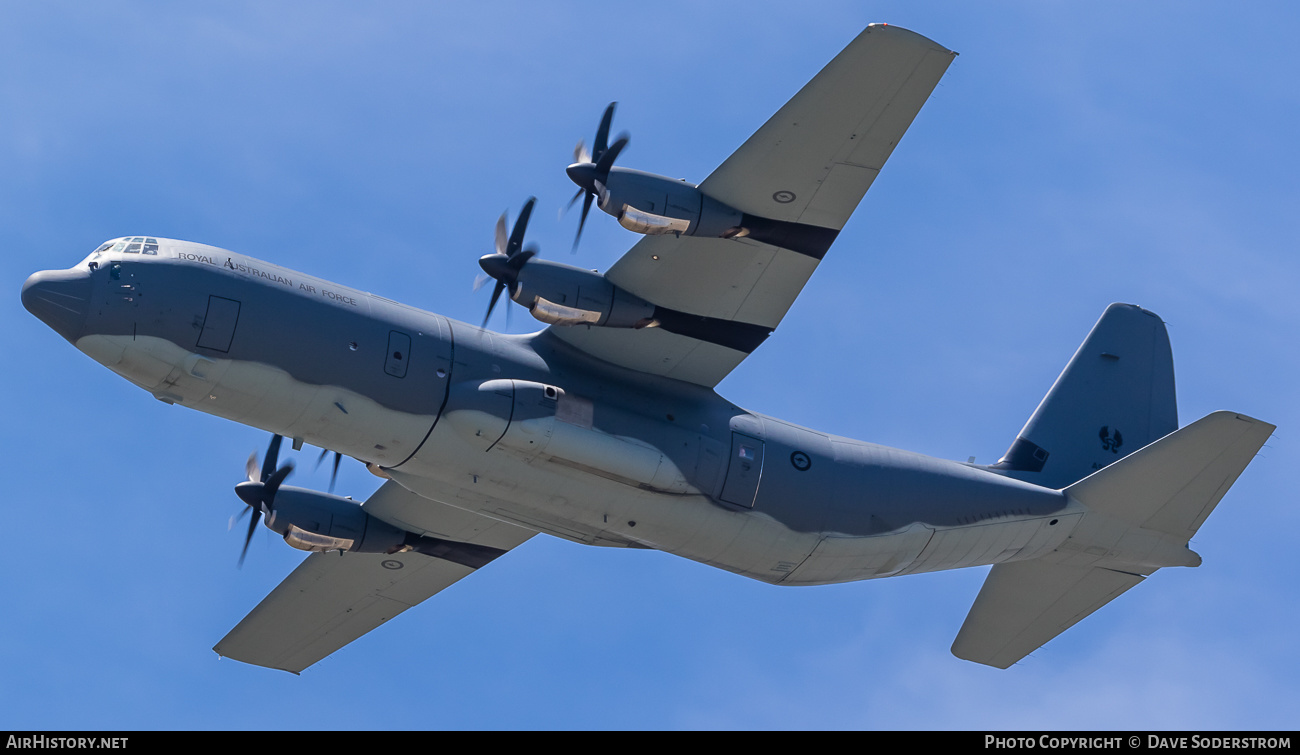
[898,511,1082,576]
[82,337,1080,587]
[80,330,810,574]
[74,334,438,468]
[437,379,694,493]
[389,383,1084,585]
[781,523,933,585]
[386,414,829,582]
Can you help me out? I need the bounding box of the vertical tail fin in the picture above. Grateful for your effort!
[991,303,1177,490]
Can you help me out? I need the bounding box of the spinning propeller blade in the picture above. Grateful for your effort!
[477,197,539,328]
[233,434,295,567]
[316,447,343,494]
[565,103,629,252]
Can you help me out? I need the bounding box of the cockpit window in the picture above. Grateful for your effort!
[94,237,159,256]
[82,238,120,268]
[82,236,160,268]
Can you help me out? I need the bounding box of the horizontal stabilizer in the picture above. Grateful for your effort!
[1065,411,1274,539]
[955,411,1272,668]
[951,561,1143,669]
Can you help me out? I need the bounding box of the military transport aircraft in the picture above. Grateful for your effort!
[21,24,1272,672]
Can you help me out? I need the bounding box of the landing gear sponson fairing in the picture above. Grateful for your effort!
[22,25,1272,672]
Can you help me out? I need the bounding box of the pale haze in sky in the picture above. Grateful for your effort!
[3,1,1297,730]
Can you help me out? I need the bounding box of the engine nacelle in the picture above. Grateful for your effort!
[594,167,839,258]
[510,258,655,327]
[503,256,771,351]
[261,487,406,553]
[262,487,504,567]
[599,168,745,238]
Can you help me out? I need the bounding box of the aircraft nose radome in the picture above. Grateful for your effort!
[22,268,92,343]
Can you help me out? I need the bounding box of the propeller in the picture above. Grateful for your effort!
[565,102,629,251]
[316,448,343,493]
[476,197,538,327]
[232,434,294,567]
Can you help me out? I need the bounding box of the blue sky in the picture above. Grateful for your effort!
[4,1,1298,730]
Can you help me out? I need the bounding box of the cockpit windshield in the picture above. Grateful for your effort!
[81,237,160,268]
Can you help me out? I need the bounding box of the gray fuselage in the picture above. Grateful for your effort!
[24,238,1077,585]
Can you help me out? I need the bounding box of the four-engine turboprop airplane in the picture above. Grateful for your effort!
[21,24,1272,672]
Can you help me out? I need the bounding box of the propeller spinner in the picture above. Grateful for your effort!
[565,102,629,252]
[476,196,539,327]
[232,434,294,567]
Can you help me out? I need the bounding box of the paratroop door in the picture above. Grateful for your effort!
[719,433,764,507]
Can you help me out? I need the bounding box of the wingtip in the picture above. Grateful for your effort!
[864,22,956,55]
[950,637,1017,669]
[1201,410,1275,434]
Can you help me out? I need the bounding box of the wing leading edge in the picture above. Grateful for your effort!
[550,24,956,387]
[213,481,535,673]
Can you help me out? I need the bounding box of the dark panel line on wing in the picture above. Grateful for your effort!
[739,213,839,260]
[405,534,508,570]
[652,307,772,353]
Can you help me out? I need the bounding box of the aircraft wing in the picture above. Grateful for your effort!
[549,24,956,387]
[213,481,535,673]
